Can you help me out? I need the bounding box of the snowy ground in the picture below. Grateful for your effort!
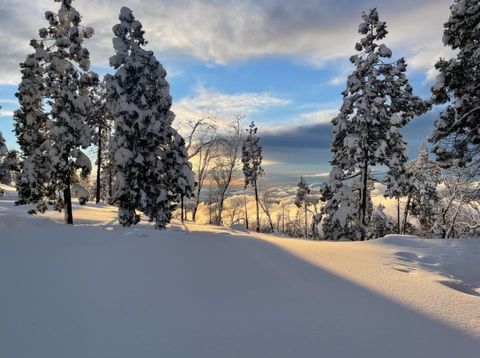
[0,185,479,358]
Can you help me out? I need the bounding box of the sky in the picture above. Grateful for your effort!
[0,0,454,184]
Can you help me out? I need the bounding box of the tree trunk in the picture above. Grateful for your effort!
[254,180,260,232]
[108,165,113,199]
[95,126,102,204]
[304,203,308,238]
[360,158,369,240]
[181,195,184,223]
[282,203,285,233]
[244,191,249,229]
[402,196,411,235]
[397,197,401,234]
[64,171,73,225]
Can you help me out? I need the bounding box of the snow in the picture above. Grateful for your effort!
[0,184,479,357]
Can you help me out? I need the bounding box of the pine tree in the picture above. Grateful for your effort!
[242,121,264,232]
[0,150,20,185]
[430,0,480,168]
[163,129,195,226]
[15,0,98,223]
[295,176,311,238]
[403,145,441,236]
[13,42,52,213]
[329,8,426,240]
[107,7,192,229]
[0,131,7,157]
[320,167,361,241]
[0,131,8,183]
[368,204,394,239]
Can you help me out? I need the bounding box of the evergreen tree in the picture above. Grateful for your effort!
[368,204,394,239]
[13,42,52,213]
[163,129,195,226]
[0,131,8,183]
[403,145,441,236]
[0,150,20,185]
[320,167,360,241]
[329,8,426,240]
[107,7,192,229]
[242,122,264,232]
[295,176,311,238]
[0,131,7,158]
[430,0,480,168]
[15,0,97,223]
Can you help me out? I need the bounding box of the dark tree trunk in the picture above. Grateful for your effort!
[64,171,73,225]
[254,180,260,232]
[402,196,411,234]
[181,195,184,223]
[360,158,369,240]
[304,203,308,238]
[96,126,102,204]
[244,191,249,230]
[397,198,401,234]
[108,168,113,199]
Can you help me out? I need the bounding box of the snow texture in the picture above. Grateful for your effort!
[1,184,479,358]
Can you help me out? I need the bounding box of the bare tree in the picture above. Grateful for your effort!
[225,196,245,226]
[182,114,219,221]
[210,116,244,225]
[258,188,280,232]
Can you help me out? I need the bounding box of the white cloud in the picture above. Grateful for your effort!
[0,110,14,117]
[173,85,290,130]
[0,0,456,84]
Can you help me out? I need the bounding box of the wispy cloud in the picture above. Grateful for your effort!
[0,0,454,84]
[0,110,14,117]
[173,84,290,130]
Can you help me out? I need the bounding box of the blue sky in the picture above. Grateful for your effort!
[0,0,453,183]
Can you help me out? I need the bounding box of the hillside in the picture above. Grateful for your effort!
[0,185,479,358]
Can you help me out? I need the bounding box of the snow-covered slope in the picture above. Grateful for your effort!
[0,185,479,358]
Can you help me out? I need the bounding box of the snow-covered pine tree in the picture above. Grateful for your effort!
[23,0,98,224]
[162,129,195,226]
[403,145,441,236]
[0,150,20,185]
[107,7,192,229]
[0,130,6,156]
[295,176,311,238]
[242,121,264,232]
[0,130,8,181]
[329,8,426,240]
[368,204,394,239]
[13,41,54,213]
[430,0,480,168]
[320,167,360,241]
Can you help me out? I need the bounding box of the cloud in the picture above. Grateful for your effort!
[173,84,290,130]
[0,110,14,117]
[261,107,337,134]
[0,0,455,84]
